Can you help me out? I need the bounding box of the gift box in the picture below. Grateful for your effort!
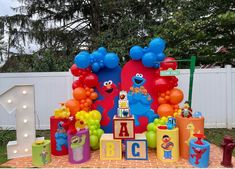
[32,140,51,167]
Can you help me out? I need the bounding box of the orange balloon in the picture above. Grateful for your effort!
[158,97,167,104]
[86,98,92,106]
[90,92,98,100]
[166,90,170,95]
[160,93,165,97]
[157,103,174,117]
[89,88,94,92]
[73,87,86,100]
[169,88,184,105]
[86,91,91,96]
[165,95,170,101]
[65,99,80,116]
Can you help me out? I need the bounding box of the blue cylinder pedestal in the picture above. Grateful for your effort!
[189,139,210,168]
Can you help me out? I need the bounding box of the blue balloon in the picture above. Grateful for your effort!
[143,47,149,53]
[92,62,100,72]
[142,52,156,67]
[104,53,119,69]
[156,53,166,61]
[149,37,166,54]
[154,63,160,68]
[91,51,104,61]
[98,47,107,56]
[74,51,90,68]
[130,45,144,60]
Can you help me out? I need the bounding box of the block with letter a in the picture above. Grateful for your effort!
[113,115,135,139]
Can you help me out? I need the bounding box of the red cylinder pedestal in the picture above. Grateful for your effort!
[50,116,68,156]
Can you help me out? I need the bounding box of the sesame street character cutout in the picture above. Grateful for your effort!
[127,73,158,126]
[132,73,146,87]
[40,146,48,165]
[161,135,174,159]
[94,80,120,126]
[55,121,68,151]
[191,147,207,165]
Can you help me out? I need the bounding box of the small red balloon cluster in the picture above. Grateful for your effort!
[70,64,98,89]
[154,57,184,117]
[65,64,99,116]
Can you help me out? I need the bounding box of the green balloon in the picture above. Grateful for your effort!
[97,128,104,138]
[90,135,99,148]
[147,123,156,132]
[146,131,156,148]
[154,118,160,125]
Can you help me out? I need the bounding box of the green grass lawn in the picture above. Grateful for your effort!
[0,128,234,165]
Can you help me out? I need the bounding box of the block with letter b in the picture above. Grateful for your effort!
[100,134,122,160]
[113,115,135,139]
[125,134,148,160]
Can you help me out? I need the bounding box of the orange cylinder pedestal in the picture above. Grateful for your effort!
[176,116,204,159]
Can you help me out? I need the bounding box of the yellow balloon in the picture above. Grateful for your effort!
[90,110,101,121]
[161,116,167,122]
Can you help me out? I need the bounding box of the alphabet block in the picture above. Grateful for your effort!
[100,134,122,160]
[125,134,148,160]
[113,115,135,139]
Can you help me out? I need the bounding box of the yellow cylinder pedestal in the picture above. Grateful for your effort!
[156,127,179,162]
[176,116,204,159]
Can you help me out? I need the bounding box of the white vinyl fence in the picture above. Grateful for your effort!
[0,66,234,129]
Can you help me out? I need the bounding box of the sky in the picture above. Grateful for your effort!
[0,0,20,16]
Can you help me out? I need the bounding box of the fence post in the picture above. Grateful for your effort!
[225,65,232,129]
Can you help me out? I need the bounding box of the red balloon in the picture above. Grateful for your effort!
[160,57,178,70]
[72,80,82,89]
[154,77,170,93]
[70,64,80,77]
[84,73,98,88]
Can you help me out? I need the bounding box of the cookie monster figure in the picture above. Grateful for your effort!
[55,121,68,151]
[128,73,159,126]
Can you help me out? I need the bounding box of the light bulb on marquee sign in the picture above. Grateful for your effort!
[0,85,36,159]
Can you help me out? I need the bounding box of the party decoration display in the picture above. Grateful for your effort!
[127,73,158,126]
[0,85,36,159]
[125,134,148,160]
[68,129,90,164]
[74,47,119,72]
[113,115,135,140]
[189,134,210,168]
[221,135,235,167]
[156,127,179,162]
[100,134,122,160]
[45,37,212,167]
[176,116,205,159]
[117,90,131,117]
[32,140,51,167]
[129,37,166,68]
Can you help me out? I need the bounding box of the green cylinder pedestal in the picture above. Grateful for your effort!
[32,140,51,167]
